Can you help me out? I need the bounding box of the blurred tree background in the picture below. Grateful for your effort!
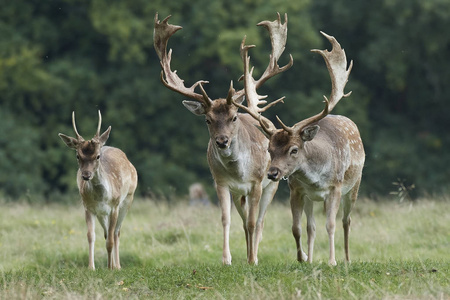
[1,0,449,202]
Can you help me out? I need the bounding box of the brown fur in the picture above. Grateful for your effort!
[59,115,138,270]
[268,115,364,265]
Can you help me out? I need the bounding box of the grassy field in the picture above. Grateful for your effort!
[0,196,449,299]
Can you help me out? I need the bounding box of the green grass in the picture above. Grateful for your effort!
[0,197,449,299]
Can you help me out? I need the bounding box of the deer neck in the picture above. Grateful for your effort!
[290,138,333,186]
[211,123,252,164]
[78,157,111,200]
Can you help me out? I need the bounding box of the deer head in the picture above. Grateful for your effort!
[234,31,353,181]
[59,110,111,181]
[154,13,292,154]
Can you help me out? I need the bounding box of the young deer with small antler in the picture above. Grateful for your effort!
[154,13,292,265]
[59,111,138,270]
[235,32,365,265]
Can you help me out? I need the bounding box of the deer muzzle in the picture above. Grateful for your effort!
[81,171,93,181]
[215,135,229,149]
[267,167,282,181]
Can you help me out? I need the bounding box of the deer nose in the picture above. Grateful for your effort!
[215,135,229,149]
[81,172,92,181]
[267,167,281,181]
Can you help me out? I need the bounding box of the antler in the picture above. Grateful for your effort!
[95,110,102,138]
[154,13,212,107]
[72,111,84,141]
[279,31,353,134]
[254,13,293,89]
[232,13,293,136]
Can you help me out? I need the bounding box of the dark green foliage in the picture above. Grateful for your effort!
[1,0,449,200]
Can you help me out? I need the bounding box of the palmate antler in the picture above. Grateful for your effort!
[279,31,353,134]
[233,13,293,134]
[239,31,353,136]
[153,13,212,108]
[154,13,293,115]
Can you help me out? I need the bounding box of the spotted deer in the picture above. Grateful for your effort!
[58,111,138,270]
[234,32,365,265]
[154,13,292,264]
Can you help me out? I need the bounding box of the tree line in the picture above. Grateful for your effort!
[1,0,449,201]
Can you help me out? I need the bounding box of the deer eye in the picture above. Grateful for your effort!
[96,155,100,160]
[290,147,298,155]
[76,154,80,160]
[205,119,211,125]
[232,115,237,122]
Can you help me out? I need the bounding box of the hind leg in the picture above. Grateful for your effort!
[232,194,249,260]
[113,198,132,270]
[342,179,361,262]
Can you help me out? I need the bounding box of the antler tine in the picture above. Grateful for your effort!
[310,31,353,113]
[255,12,294,89]
[153,14,182,62]
[291,32,351,133]
[275,115,294,135]
[234,36,279,134]
[226,81,235,105]
[96,110,102,138]
[240,36,269,112]
[154,13,212,107]
[258,115,276,137]
[232,13,293,137]
[259,96,285,113]
[239,30,288,113]
[71,111,83,141]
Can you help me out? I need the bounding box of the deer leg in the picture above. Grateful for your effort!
[106,208,119,269]
[304,197,316,263]
[232,194,249,259]
[290,190,307,262]
[246,184,263,265]
[113,204,129,270]
[342,179,360,263]
[85,209,96,270]
[114,230,120,269]
[325,187,342,266]
[216,185,233,265]
[255,181,278,247]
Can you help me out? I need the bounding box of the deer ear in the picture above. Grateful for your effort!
[182,100,206,116]
[234,94,245,106]
[58,133,79,149]
[99,126,111,145]
[300,125,320,141]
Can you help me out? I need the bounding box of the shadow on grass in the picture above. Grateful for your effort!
[32,250,144,270]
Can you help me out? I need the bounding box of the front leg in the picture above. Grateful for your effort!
[247,183,263,265]
[216,185,232,265]
[289,187,308,262]
[85,209,96,270]
[254,181,278,254]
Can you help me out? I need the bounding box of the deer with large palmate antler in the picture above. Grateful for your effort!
[154,13,292,265]
[234,32,365,265]
[59,111,138,270]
